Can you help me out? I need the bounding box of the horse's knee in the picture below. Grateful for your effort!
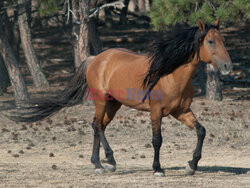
[152,133,162,149]
[174,111,196,129]
[92,118,100,136]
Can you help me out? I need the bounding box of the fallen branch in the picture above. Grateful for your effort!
[89,1,125,18]
[66,0,125,24]
[65,0,77,24]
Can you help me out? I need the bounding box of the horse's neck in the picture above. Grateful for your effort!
[172,56,200,91]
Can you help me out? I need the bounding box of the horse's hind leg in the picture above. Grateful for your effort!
[91,116,103,174]
[173,109,206,175]
[100,100,122,172]
[91,99,121,173]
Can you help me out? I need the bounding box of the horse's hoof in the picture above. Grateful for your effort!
[185,164,195,175]
[94,168,105,174]
[104,163,116,172]
[154,171,165,177]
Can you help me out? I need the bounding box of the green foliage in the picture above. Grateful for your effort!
[2,0,62,16]
[38,0,62,16]
[150,0,250,29]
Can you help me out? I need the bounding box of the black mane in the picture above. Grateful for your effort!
[142,24,217,102]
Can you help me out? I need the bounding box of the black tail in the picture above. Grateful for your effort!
[10,61,89,122]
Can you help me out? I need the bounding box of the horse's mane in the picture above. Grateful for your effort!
[142,24,218,102]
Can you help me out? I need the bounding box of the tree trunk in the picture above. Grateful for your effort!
[104,0,113,28]
[78,0,90,67]
[72,0,81,69]
[18,0,49,88]
[26,0,32,27]
[131,0,139,11]
[0,55,10,95]
[31,0,42,28]
[88,17,102,55]
[120,0,130,24]
[194,62,206,95]
[3,7,13,45]
[73,0,101,68]
[206,64,222,101]
[0,26,30,104]
[88,0,102,55]
[4,6,21,61]
[138,0,146,12]
[13,9,21,61]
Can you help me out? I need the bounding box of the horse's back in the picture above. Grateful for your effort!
[86,48,148,87]
[86,48,150,109]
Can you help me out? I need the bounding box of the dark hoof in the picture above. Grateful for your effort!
[94,168,105,174]
[185,163,195,175]
[153,170,165,177]
[104,163,116,172]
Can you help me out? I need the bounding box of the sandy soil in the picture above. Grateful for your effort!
[0,90,249,187]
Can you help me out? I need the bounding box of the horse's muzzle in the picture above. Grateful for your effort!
[215,60,233,75]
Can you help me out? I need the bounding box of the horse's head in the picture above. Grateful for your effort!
[198,19,233,75]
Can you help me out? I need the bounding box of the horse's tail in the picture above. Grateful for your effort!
[10,58,93,122]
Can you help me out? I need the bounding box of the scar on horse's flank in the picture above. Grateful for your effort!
[10,19,232,177]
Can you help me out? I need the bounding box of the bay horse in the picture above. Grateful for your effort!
[12,19,232,177]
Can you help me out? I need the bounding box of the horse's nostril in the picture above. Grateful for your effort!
[224,64,228,70]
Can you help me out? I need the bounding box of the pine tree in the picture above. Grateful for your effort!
[150,0,250,30]
[38,0,62,16]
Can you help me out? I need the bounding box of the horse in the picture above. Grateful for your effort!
[11,19,232,177]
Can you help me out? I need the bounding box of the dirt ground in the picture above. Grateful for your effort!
[0,89,249,187]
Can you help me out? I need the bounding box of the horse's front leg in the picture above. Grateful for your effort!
[187,121,206,175]
[173,109,206,175]
[150,108,164,177]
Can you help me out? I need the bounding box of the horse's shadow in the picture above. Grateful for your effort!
[167,166,250,175]
[118,166,250,175]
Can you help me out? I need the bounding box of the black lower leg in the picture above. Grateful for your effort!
[152,131,163,173]
[189,122,206,171]
[99,131,116,166]
[91,118,103,169]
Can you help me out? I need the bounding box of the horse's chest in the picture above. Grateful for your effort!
[162,85,193,115]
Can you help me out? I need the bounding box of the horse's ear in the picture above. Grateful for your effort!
[214,19,220,29]
[198,18,205,33]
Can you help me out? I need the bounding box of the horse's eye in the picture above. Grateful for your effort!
[208,40,214,44]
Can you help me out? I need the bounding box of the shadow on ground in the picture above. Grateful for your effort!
[117,166,250,175]
[168,166,250,175]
